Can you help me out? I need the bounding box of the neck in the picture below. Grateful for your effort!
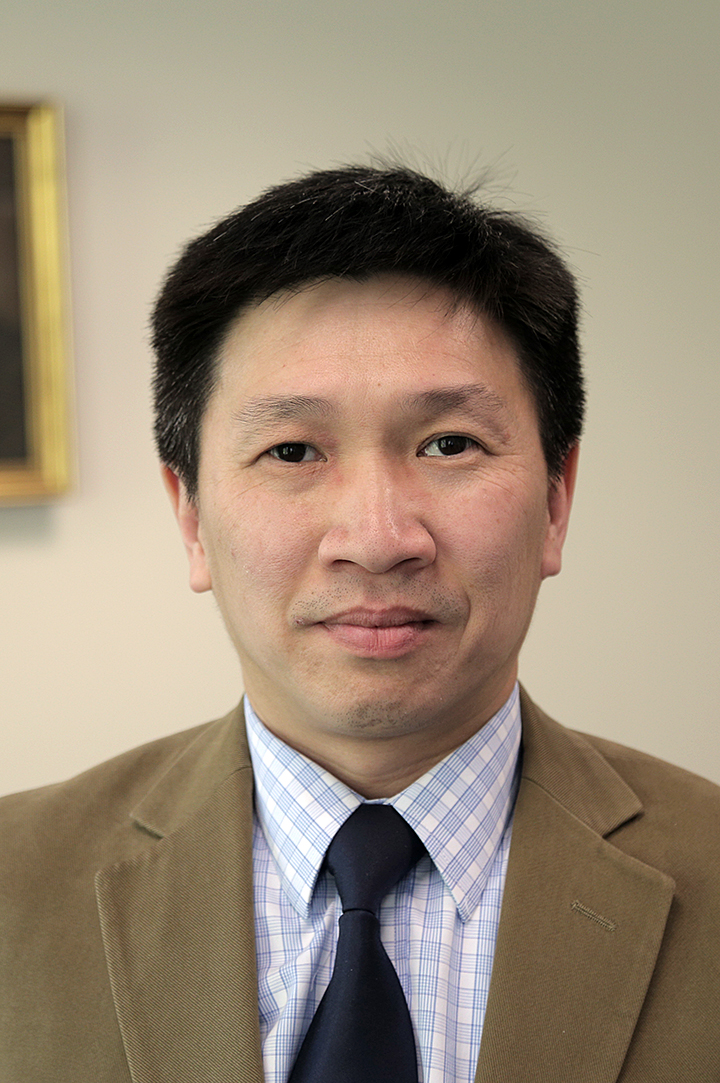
[247,684,514,798]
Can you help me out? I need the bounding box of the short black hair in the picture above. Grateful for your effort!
[152,164,584,497]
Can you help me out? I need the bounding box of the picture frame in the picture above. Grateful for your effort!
[0,102,71,503]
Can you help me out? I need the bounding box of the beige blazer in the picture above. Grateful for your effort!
[1,690,719,1081]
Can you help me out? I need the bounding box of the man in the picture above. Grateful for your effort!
[2,165,719,1082]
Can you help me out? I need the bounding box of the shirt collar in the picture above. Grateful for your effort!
[245,686,521,922]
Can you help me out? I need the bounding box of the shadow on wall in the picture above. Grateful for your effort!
[0,504,57,544]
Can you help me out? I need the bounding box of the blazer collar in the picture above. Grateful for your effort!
[518,688,643,836]
[476,690,675,1083]
[130,703,253,838]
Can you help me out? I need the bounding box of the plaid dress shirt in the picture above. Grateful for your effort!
[246,684,521,1083]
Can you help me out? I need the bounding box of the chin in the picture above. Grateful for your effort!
[316,695,439,739]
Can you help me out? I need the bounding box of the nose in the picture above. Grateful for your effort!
[317,460,436,574]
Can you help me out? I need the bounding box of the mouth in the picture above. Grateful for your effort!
[321,607,436,628]
[305,607,438,658]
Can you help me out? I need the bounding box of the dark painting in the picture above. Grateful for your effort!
[0,134,27,462]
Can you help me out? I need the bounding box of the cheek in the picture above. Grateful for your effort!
[449,485,549,591]
[205,494,317,612]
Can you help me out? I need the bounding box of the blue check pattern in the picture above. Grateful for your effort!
[246,684,521,1083]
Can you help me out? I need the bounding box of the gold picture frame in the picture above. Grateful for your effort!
[0,102,71,502]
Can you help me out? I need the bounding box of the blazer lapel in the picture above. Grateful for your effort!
[95,707,264,1083]
[475,693,675,1083]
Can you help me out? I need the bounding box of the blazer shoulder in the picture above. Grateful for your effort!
[0,718,223,888]
[1,720,210,817]
[575,729,720,881]
[580,729,720,816]
[519,690,720,879]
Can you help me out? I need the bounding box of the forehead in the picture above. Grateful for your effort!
[215,275,526,398]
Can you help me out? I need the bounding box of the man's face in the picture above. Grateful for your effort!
[168,275,575,770]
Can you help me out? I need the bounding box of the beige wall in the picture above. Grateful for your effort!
[1,0,718,794]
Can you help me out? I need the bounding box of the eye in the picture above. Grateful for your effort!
[420,435,479,457]
[267,442,321,463]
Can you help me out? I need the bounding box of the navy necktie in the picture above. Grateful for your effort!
[288,803,425,1083]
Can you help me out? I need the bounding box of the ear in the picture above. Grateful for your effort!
[540,443,579,580]
[161,466,213,593]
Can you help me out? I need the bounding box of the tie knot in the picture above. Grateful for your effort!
[326,804,424,915]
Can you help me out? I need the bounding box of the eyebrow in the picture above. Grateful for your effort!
[405,383,508,419]
[232,395,334,431]
[231,383,512,438]
[401,383,514,442]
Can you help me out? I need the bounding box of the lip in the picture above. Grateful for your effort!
[321,606,436,628]
[310,607,437,658]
